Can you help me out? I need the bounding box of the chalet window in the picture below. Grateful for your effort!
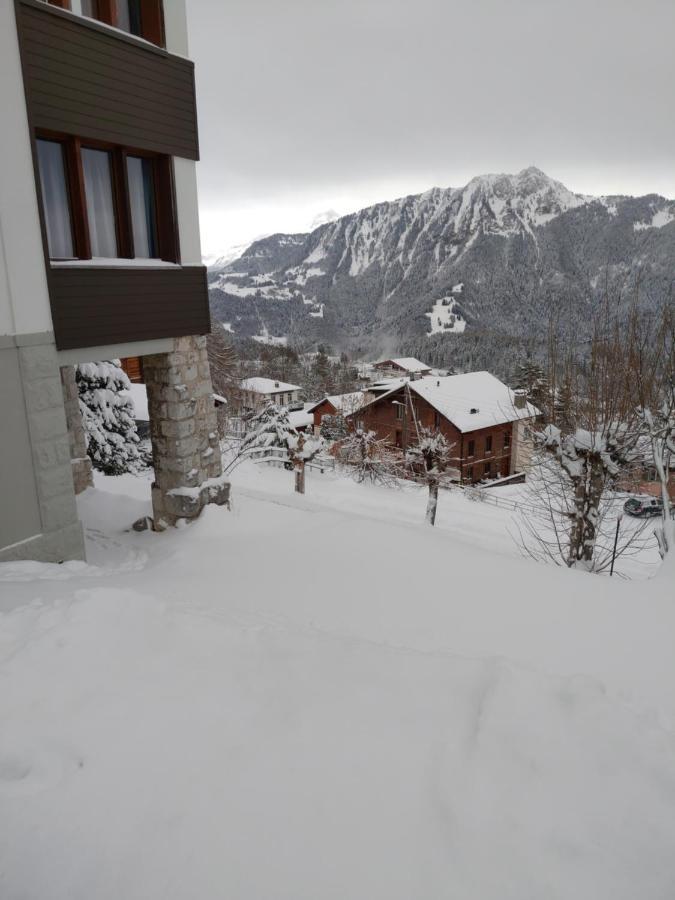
[35,134,177,263]
[395,404,404,420]
[126,156,158,258]
[116,0,142,35]
[466,465,473,481]
[81,148,118,257]
[467,439,475,457]
[485,435,493,454]
[484,461,492,477]
[75,0,165,46]
[504,431,511,449]
[35,139,74,259]
[434,411,441,428]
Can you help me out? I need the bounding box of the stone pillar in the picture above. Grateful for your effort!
[60,366,94,494]
[143,335,230,529]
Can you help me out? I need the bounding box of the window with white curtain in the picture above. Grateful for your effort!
[36,139,74,259]
[81,148,118,257]
[116,0,142,36]
[126,156,158,258]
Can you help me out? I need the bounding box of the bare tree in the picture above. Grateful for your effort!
[407,428,454,526]
[287,431,325,494]
[624,299,675,557]
[337,427,403,486]
[527,295,643,569]
[515,450,653,574]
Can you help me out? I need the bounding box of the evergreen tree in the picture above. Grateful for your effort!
[76,361,145,475]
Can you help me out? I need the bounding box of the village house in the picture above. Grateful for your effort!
[306,392,368,433]
[240,377,302,412]
[347,371,538,483]
[371,357,432,379]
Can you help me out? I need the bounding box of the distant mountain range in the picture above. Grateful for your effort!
[207,167,675,374]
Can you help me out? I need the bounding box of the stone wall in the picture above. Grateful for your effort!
[143,335,229,528]
[60,365,94,495]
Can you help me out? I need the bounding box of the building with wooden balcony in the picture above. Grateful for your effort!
[0,0,228,563]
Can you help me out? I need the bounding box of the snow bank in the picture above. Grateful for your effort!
[1,466,674,899]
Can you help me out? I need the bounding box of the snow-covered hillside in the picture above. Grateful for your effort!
[1,463,673,899]
[208,168,675,369]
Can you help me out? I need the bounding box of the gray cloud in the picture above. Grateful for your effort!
[187,0,675,253]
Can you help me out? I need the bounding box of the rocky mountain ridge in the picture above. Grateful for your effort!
[208,167,675,373]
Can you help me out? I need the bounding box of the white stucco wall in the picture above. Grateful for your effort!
[173,157,204,265]
[0,2,54,339]
[163,0,190,57]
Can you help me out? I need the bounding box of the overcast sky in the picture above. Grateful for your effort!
[187,0,675,257]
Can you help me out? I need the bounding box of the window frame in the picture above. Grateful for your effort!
[504,430,511,449]
[45,0,166,47]
[35,130,179,264]
[485,435,493,454]
[467,439,475,458]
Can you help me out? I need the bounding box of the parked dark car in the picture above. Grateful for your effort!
[623,496,667,518]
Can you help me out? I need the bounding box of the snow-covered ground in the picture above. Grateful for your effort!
[1,462,674,899]
[426,296,466,335]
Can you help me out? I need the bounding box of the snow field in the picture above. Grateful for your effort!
[0,463,674,899]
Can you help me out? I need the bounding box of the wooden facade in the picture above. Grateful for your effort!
[15,0,212,353]
[353,387,514,483]
[49,265,210,350]
[16,0,198,159]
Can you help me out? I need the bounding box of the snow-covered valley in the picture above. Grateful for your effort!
[1,464,674,899]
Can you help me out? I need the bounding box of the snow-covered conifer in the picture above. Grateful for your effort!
[76,361,144,476]
[238,402,323,493]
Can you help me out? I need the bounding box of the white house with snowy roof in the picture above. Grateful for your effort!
[240,377,302,412]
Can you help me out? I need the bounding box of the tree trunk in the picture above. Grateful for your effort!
[294,460,305,494]
[426,478,439,526]
[567,457,604,568]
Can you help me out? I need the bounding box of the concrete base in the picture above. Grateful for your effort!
[0,332,85,563]
[144,335,230,528]
[0,520,86,564]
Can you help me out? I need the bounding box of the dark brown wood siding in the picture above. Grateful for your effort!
[50,266,211,350]
[355,388,514,483]
[16,0,199,160]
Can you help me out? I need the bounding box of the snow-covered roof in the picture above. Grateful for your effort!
[212,393,227,405]
[306,391,367,415]
[357,372,539,432]
[375,357,431,372]
[288,409,314,430]
[241,377,301,394]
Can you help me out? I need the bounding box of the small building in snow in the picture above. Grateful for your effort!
[347,371,539,483]
[372,357,432,379]
[240,377,302,412]
[306,392,368,433]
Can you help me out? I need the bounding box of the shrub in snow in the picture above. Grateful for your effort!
[320,414,348,442]
[338,428,403,487]
[76,361,145,476]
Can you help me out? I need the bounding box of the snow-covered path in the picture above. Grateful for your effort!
[1,467,674,899]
